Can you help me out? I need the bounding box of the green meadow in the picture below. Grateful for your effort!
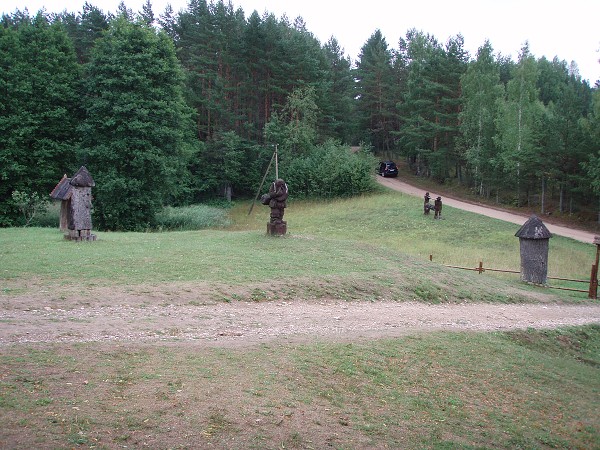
[1,189,598,449]
[3,191,594,301]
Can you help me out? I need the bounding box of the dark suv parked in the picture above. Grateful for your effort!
[378,160,398,177]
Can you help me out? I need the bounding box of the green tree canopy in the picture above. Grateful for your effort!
[355,29,396,152]
[0,12,80,225]
[495,44,544,205]
[80,18,194,230]
[460,40,504,196]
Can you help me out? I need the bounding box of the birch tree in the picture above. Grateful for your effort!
[460,40,504,198]
[495,44,544,205]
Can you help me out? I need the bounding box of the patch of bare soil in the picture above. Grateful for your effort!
[2,285,599,347]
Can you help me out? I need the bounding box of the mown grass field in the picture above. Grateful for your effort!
[1,188,599,449]
[235,192,595,279]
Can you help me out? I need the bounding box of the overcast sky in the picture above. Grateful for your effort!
[3,0,599,84]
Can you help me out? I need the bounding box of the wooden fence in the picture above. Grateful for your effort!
[429,255,596,298]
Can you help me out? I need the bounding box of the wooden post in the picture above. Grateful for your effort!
[429,254,433,261]
[589,264,598,299]
[478,261,483,274]
[595,236,600,271]
[248,149,275,216]
[590,236,600,299]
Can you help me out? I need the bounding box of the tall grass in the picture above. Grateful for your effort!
[154,204,231,230]
[29,201,59,228]
[31,202,232,230]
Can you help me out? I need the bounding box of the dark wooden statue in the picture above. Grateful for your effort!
[261,178,288,235]
[434,196,442,219]
[424,192,431,215]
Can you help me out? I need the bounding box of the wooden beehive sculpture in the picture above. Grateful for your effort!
[49,174,72,232]
[67,166,96,241]
[515,215,552,285]
[51,166,96,241]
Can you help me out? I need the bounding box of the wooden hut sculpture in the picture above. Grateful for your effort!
[515,215,552,285]
[49,166,96,241]
[49,174,71,232]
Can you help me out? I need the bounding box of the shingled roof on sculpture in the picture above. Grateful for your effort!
[70,166,95,187]
[49,174,72,200]
[515,215,553,239]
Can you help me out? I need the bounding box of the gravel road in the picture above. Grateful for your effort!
[2,300,599,347]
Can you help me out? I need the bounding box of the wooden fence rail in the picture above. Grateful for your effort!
[430,255,595,298]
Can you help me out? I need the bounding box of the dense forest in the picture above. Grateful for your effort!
[1,0,599,230]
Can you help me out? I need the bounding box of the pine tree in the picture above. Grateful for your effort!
[355,29,395,152]
[321,37,356,143]
[397,29,446,176]
[240,10,269,139]
[139,0,155,26]
[157,4,177,40]
[582,90,600,213]
[541,65,594,213]
[438,34,468,181]
[175,0,213,140]
[208,0,246,135]
[116,1,133,20]
[80,18,194,230]
[68,2,110,64]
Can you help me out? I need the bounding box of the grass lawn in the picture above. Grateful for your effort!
[1,189,598,449]
[1,328,598,449]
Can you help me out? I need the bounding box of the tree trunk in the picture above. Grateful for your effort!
[516,163,520,207]
[541,176,545,215]
[569,196,573,215]
[559,182,564,213]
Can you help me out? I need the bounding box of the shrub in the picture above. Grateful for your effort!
[11,190,50,227]
[154,204,231,231]
[31,202,60,228]
[285,141,377,198]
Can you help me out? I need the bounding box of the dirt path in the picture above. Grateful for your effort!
[2,300,599,347]
[377,176,597,244]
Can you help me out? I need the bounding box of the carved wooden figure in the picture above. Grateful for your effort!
[261,178,288,236]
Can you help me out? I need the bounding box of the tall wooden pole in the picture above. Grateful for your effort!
[275,143,279,180]
[590,236,600,299]
[247,149,275,215]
